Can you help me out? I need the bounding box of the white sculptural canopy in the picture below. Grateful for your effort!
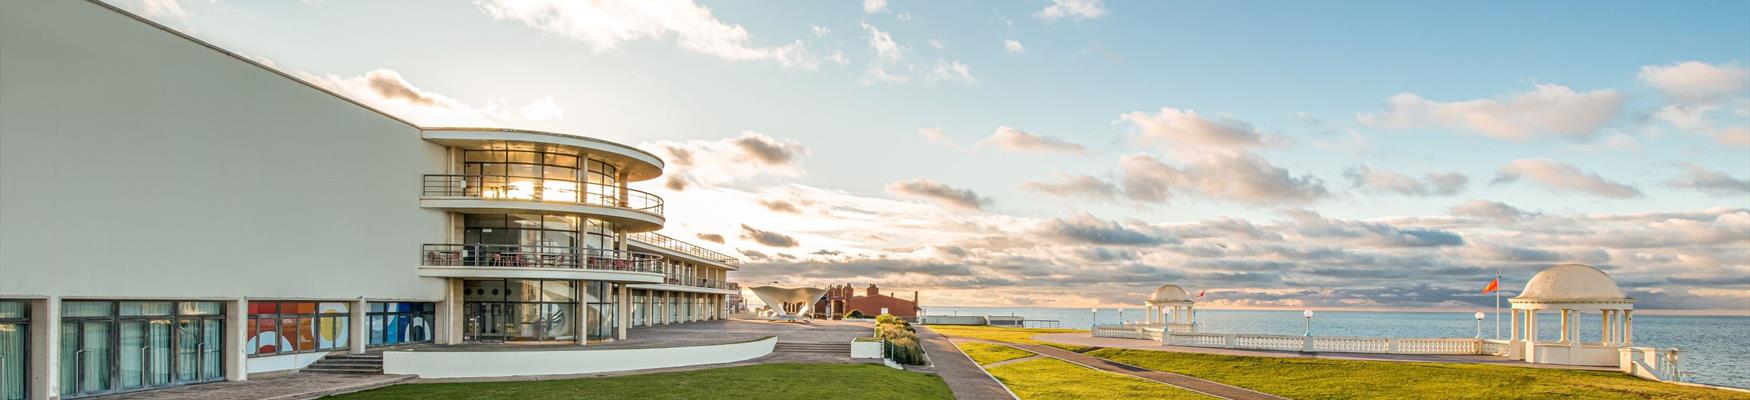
[1147,284,1194,306]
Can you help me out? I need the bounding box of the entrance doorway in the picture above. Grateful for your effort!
[461,279,577,342]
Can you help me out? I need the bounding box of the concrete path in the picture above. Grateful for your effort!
[90,372,414,400]
[981,355,1041,368]
[915,326,1019,400]
[1036,333,1616,371]
[1000,342,1289,400]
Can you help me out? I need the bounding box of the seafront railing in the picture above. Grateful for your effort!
[1094,323,1505,355]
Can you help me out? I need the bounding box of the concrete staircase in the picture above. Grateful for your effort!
[775,342,852,355]
[302,353,384,375]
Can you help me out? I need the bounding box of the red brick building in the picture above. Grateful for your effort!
[812,283,920,319]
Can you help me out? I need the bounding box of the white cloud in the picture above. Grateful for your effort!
[516,96,565,122]
[1343,166,1468,197]
[642,131,808,191]
[1639,61,1750,105]
[1358,84,1625,141]
[1120,152,1328,205]
[926,60,977,84]
[474,0,822,69]
[1491,159,1641,199]
[858,65,909,85]
[929,39,946,49]
[861,22,902,63]
[295,69,506,126]
[1004,39,1025,53]
[810,24,831,37]
[978,126,1088,155]
[143,0,188,17]
[1035,0,1106,21]
[918,127,957,148]
[1122,107,1278,150]
[1020,174,1120,201]
[862,0,887,14]
[1666,163,1750,196]
[1450,199,1536,221]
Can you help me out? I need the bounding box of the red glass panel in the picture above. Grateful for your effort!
[249,301,277,315]
[298,317,316,351]
[254,318,277,355]
[290,302,316,314]
[280,317,298,353]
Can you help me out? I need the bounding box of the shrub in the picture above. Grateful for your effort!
[846,310,866,319]
[874,313,927,365]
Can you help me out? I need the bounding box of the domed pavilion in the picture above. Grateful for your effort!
[1145,284,1197,332]
[1508,264,1635,366]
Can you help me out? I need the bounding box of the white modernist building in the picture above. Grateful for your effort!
[0,1,740,398]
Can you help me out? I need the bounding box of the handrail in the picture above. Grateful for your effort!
[628,232,740,267]
[422,174,663,217]
[422,244,663,274]
[661,275,736,290]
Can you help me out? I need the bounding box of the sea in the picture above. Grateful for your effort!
[924,306,1750,389]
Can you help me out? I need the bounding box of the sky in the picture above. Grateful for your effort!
[110,0,1750,312]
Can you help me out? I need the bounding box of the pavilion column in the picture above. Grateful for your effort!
[1601,310,1612,345]
[1623,310,1633,345]
[1557,310,1568,343]
[1570,311,1582,348]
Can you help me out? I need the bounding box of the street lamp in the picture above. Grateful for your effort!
[1118,307,1125,325]
[1475,312,1485,339]
[1303,309,1315,337]
[1089,308,1099,337]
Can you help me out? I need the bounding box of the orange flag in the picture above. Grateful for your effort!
[1482,278,1499,294]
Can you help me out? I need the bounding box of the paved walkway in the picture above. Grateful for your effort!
[1036,333,1616,371]
[915,326,1019,400]
[995,341,1288,400]
[90,372,414,400]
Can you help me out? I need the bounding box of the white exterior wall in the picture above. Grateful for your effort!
[383,337,776,379]
[0,0,447,301]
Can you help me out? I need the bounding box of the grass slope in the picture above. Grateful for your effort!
[987,358,1213,400]
[1090,348,1750,400]
[926,326,1093,352]
[328,363,953,400]
[957,341,1036,365]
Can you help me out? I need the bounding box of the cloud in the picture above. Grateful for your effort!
[859,65,910,85]
[1004,39,1025,53]
[1343,166,1468,196]
[696,233,725,244]
[740,224,799,247]
[926,60,978,84]
[294,68,558,127]
[1639,61,1750,105]
[1492,159,1641,199]
[759,199,803,213]
[1037,213,1169,246]
[1119,153,1328,205]
[516,96,565,122]
[475,0,822,69]
[1449,200,1536,221]
[1020,174,1120,201]
[1358,84,1625,141]
[1666,163,1750,196]
[861,22,902,63]
[1035,0,1106,21]
[978,126,1088,155]
[142,0,187,17]
[1122,107,1278,150]
[862,0,887,14]
[1283,209,1465,247]
[886,178,993,211]
[918,127,957,148]
[810,24,831,37]
[643,131,807,191]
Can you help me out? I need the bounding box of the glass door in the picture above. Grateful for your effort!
[174,318,222,384]
[118,319,171,390]
[59,321,112,397]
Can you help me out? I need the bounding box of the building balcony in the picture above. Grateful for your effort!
[628,232,740,270]
[421,174,665,232]
[422,127,664,182]
[663,276,736,290]
[418,244,664,283]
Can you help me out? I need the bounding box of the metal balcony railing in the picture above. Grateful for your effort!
[422,174,663,217]
[663,276,736,290]
[628,232,740,267]
[421,244,662,274]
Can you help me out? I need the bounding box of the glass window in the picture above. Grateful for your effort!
[366,302,434,347]
[246,301,343,357]
[62,302,113,318]
[119,301,173,316]
[179,302,221,316]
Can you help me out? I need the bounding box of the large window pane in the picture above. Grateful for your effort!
[542,281,574,303]
[63,302,113,318]
[0,323,24,400]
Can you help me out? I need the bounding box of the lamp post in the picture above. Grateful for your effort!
[1303,309,1314,337]
[1089,308,1098,337]
[1118,308,1125,325]
[1475,312,1485,339]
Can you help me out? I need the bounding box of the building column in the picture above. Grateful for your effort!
[1601,310,1612,345]
[440,278,463,345]
[1623,310,1633,345]
[1570,311,1582,348]
[28,297,59,399]
[616,284,630,340]
[1557,309,1568,343]
[350,298,367,354]
[225,297,248,382]
[576,280,590,346]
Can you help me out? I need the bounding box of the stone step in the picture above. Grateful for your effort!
[302,366,384,374]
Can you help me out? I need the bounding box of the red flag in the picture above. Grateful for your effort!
[1482,278,1499,294]
[1196,289,1206,298]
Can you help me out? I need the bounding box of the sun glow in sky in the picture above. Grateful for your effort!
[110,0,1750,312]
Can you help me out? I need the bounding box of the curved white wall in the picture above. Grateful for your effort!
[382,337,776,378]
[0,0,446,301]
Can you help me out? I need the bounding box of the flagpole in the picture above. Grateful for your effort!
[1494,268,1501,340]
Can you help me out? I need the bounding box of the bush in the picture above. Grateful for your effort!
[846,310,866,319]
[874,313,927,365]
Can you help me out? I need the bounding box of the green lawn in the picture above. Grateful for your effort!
[987,358,1213,400]
[326,363,953,400]
[925,325,1093,352]
[1090,348,1750,400]
[957,341,1036,365]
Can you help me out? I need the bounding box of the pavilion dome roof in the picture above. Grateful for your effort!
[1513,264,1632,303]
[1148,284,1193,305]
